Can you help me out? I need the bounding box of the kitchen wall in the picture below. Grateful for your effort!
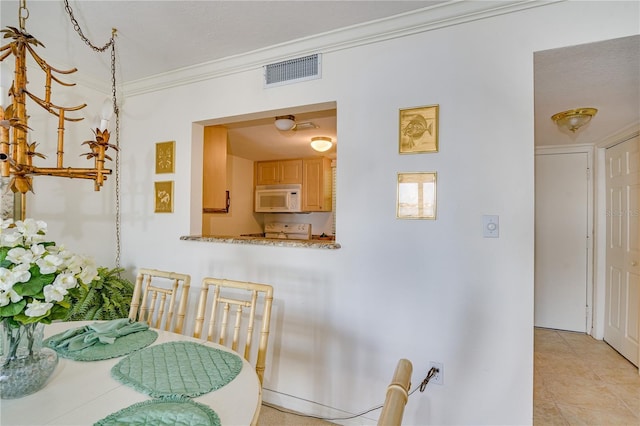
[9,1,640,424]
[203,154,263,236]
[204,152,335,237]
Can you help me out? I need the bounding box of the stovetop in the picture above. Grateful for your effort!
[264,223,311,240]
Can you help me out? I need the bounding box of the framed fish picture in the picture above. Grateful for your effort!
[399,105,439,154]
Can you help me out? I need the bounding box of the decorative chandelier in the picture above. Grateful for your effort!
[0,0,119,221]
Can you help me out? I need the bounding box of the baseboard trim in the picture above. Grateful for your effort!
[261,388,378,426]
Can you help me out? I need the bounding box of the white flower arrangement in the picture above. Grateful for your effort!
[0,219,99,325]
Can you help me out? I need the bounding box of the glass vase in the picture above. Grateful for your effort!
[0,319,58,399]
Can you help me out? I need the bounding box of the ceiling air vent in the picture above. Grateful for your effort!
[264,54,321,88]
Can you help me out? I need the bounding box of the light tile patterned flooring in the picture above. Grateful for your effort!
[534,327,640,425]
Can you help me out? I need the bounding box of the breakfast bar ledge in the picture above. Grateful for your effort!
[181,235,341,249]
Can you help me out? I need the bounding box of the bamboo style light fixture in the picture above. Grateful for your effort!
[0,0,119,220]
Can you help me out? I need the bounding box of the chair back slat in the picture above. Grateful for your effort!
[194,277,274,385]
[129,268,191,334]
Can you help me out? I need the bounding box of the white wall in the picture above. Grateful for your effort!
[10,1,640,425]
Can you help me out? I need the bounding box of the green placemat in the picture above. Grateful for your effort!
[111,341,243,398]
[45,329,158,361]
[94,396,221,426]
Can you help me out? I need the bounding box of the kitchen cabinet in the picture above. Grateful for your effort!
[255,159,303,185]
[302,157,332,212]
[202,126,228,214]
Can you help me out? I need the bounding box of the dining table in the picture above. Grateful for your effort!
[0,321,262,426]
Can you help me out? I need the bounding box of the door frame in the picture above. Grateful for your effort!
[535,144,594,334]
[593,123,640,342]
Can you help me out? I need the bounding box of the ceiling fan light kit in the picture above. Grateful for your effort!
[551,107,598,133]
[274,115,296,131]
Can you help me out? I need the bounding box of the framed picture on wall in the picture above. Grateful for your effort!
[155,141,175,174]
[154,181,174,213]
[399,105,439,154]
[396,172,437,219]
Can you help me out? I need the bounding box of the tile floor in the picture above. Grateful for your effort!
[534,327,640,425]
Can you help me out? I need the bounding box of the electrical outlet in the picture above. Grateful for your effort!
[429,361,444,385]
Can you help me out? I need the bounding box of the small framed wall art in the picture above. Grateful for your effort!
[155,141,175,174]
[399,104,439,154]
[396,172,437,219]
[154,181,174,213]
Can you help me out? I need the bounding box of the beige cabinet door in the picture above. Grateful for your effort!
[279,160,303,184]
[302,157,331,211]
[256,160,302,185]
[203,126,227,211]
[604,136,639,367]
[256,161,280,185]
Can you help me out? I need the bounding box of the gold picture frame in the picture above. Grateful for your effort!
[154,181,174,213]
[397,172,437,219]
[155,141,175,174]
[399,104,439,154]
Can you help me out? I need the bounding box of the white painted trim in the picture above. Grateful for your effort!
[262,388,376,426]
[123,1,560,96]
[535,143,594,155]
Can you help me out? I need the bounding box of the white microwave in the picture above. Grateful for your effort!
[254,184,302,213]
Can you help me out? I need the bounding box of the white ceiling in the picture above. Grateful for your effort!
[1,1,638,160]
[534,35,640,147]
[0,1,441,83]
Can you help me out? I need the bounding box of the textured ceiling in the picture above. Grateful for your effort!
[534,35,640,147]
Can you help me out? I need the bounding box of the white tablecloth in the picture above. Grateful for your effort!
[0,321,261,425]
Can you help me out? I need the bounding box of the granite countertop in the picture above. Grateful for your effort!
[180,235,341,249]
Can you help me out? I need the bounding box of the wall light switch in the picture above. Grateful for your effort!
[483,215,499,238]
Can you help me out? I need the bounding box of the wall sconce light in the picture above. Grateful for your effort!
[551,108,598,133]
[310,136,333,152]
[274,115,296,131]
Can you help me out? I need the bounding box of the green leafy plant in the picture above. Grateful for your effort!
[64,267,134,321]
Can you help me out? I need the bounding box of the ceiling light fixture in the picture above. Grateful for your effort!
[0,0,120,221]
[310,136,333,152]
[551,108,598,133]
[274,115,296,131]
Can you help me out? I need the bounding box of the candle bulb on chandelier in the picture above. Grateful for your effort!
[98,98,114,131]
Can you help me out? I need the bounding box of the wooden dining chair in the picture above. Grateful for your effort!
[377,358,413,426]
[129,268,191,334]
[193,277,274,385]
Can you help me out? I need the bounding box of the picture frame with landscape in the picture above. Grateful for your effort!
[396,172,437,219]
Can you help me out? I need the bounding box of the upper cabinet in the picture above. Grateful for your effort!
[255,159,303,185]
[302,157,332,212]
[202,126,228,213]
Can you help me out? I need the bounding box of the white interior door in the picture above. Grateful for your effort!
[604,136,639,366]
[535,152,589,332]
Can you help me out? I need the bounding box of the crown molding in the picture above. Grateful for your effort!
[123,0,560,97]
